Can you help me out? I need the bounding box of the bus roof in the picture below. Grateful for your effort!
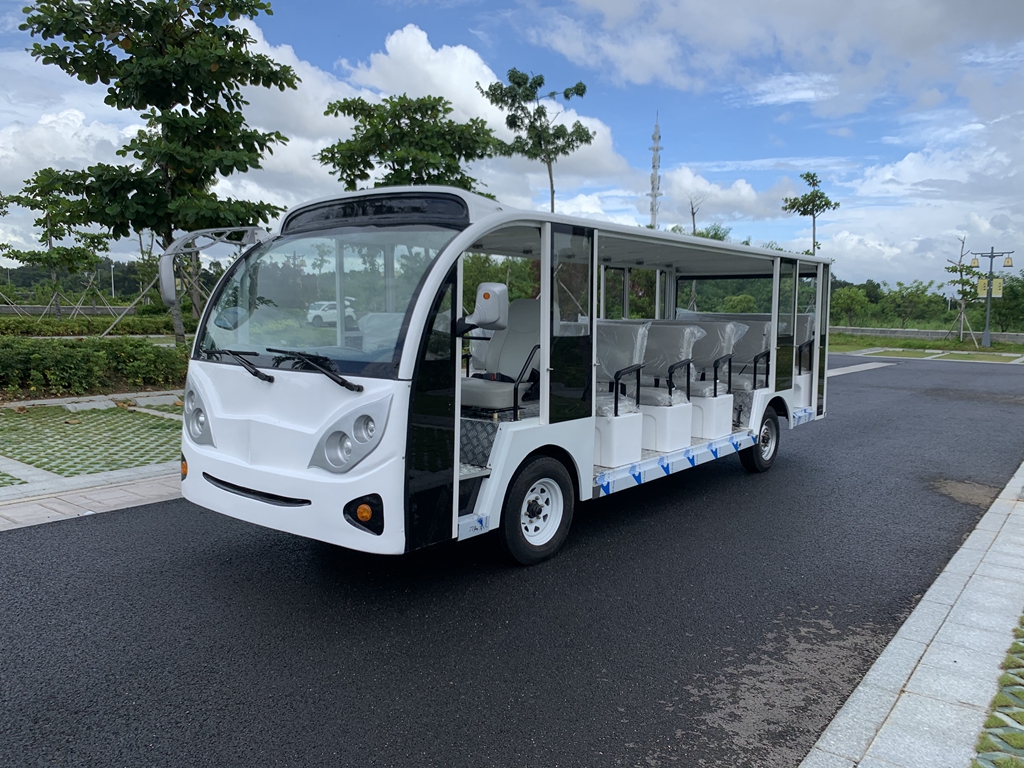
[282,185,832,276]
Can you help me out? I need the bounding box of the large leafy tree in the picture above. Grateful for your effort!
[781,172,840,256]
[317,94,502,192]
[20,0,299,342]
[831,285,870,326]
[477,68,595,212]
[881,279,937,329]
[1,169,110,320]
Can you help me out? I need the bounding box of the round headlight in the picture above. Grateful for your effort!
[185,391,196,411]
[325,431,354,467]
[188,408,205,440]
[354,415,375,443]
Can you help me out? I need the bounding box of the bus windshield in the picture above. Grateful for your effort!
[197,224,461,378]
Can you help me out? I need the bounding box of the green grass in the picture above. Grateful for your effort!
[935,353,1018,363]
[0,405,181,476]
[142,402,184,414]
[830,332,1024,355]
[0,471,25,488]
[865,349,937,358]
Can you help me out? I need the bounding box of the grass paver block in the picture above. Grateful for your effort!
[0,471,26,488]
[975,615,1024,768]
[0,406,180,477]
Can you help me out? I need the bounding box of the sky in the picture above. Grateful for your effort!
[0,0,1021,288]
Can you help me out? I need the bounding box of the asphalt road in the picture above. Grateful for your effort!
[2,356,1023,768]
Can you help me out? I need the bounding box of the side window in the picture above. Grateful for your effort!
[550,225,593,423]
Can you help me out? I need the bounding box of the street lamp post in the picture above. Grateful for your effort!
[970,247,1014,348]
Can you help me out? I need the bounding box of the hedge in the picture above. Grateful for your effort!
[0,337,190,399]
[0,314,199,337]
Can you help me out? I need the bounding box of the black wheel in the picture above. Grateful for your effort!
[501,456,575,565]
[311,315,324,328]
[740,406,779,473]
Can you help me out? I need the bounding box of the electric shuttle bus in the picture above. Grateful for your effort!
[168,187,830,564]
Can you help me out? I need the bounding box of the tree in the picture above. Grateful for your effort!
[477,68,595,212]
[722,294,758,313]
[991,271,1024,332]
[687,193,707,235]
[317,94,502,192]
[2,170,110,320]
[944,237,983,341]
[20,0,299,342]
[781,172,840,256]
[669,222,731,241]
[831,286,870,326]
[881,280,936,329]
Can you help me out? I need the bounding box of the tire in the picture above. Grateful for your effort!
[740,406,780,473]
[311,315,324,328]
[500,456,575,565]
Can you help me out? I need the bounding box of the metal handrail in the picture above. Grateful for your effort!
[667,358,693,401]
[613,363,645,417]
[752,349,771,389]
[712,353,733,398]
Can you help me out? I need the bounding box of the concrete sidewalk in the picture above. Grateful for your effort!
[801,459,1024,768]
[0,467,181,530]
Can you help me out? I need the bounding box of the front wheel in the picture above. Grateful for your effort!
[311,315,324,328]
[501,456,575,565]
[740,406,779,473]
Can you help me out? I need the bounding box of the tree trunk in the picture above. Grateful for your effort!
[51,269,62,322]
[547,161,555,213]
[161,234,187,346]
[691,208,697,235]
[188,253,202,318]
[811,215,817,256]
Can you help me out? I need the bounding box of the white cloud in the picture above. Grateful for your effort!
[743,74,839,106]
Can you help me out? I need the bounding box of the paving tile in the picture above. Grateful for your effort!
[36,498,93,517]
[990,498,1021,516]
[64,400,116,412]
[946,578,1024,627]
[858,637,927,694]
[864,693,986,768]
[960,528,998,551]
[893,599,951,644]
[975,509,1010,532]
[799,747,856,768]
[975,561,1024,585]
[0,518,22,531]
[856,758,906,768]
[905,659,1001,710]
[942,547,985,576]
[922,571,969,605]
[813,683,895,760]
[979,550,1024,571]
[932,620,1015,657]
[987,535,1024,555]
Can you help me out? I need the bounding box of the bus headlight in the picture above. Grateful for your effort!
[183,382,215,446]
[309,395,392,474]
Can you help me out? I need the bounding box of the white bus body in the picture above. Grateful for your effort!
[174,187,831,564]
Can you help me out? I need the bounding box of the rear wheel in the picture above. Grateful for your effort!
[740,406,779,473]
[501,456,575,565]
[311,315,324,328]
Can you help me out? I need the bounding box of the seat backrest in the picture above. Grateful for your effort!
[643,324,706,377]
[596,320,649,381]
[485,298,541,379]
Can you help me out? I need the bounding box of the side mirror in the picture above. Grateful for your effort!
[457,283,508,335]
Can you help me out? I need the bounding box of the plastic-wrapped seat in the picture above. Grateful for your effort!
[461,299,541,411]
[637,324,706,407]
[595,321,649,416]
[689,321,748,397]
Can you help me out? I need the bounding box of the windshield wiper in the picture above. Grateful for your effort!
[204,348,275,383]
[265,348,364,392]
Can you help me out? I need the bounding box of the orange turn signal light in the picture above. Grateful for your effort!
[482,292,491,300]
[356,503,373,522]
[180,456,188,480]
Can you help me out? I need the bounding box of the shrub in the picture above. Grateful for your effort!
[0,337,190,398]
[0,314,199,336]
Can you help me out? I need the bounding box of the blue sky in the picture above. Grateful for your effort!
[0,0,1021,287]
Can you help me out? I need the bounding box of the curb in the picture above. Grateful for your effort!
[0,389,184,409]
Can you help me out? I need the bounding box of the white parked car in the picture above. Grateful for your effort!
[307,299,356,328]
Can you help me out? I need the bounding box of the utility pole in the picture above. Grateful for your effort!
[647,114,662,229]
[969,247,1014,347]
